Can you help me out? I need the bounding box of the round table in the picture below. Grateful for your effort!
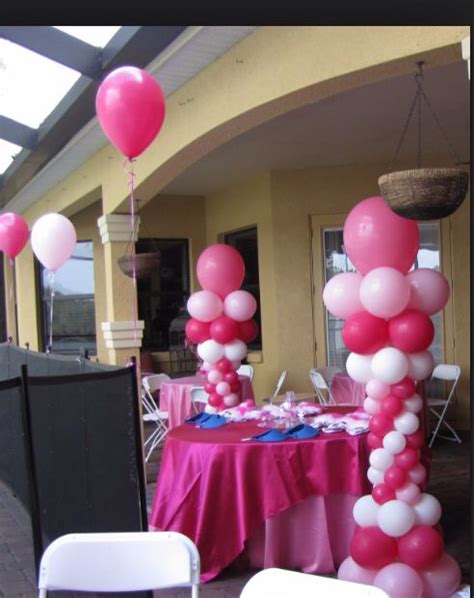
[149,418,370,582]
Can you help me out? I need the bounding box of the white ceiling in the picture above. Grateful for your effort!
[162,60,470,196]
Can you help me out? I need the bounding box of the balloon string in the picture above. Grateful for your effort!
[48,270,55,351]
[123,158,138,340]
[8,258,14,341]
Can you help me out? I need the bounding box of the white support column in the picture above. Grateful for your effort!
[462,36,470,79]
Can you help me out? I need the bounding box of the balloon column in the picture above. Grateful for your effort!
[185,244,258,410]
[324,197,460,598]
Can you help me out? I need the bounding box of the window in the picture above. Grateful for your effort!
[137,239,190,352]
[224,227,262,351]
[38,241,96,354]
[322,222,443,369]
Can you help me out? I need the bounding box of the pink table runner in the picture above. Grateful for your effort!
[160,374,254,429]
[330,372,366,406]
[149,420,370,582]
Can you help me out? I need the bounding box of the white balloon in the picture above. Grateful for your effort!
[407,350,435,381]
[369,448,394,471]
[408,463,427,485]
[383,430,407,454]
[346,352,374,384]
[376,500,416,537]
[363,397,381,415]
[394,411,419,435]
[353,495,380,527]
[31,213,77,271]
[404,393,423,413]
[367,466,384,485]
[224,339,247,362]
[412,493,442,526]
[197,339,225,363]
[216,381,231,396]
[371,347,408,384]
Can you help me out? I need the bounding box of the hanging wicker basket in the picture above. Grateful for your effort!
[117,251,161,279]
[378,168,469,220]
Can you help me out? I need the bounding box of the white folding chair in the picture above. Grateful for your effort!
[240,568,389,597]
[190,386,209,413]
[38,531,200,597]
[237,364,254,382]
[427,364,462,448]
[142,374,171,462]
[272,370,287,398]
[309,367,342,405]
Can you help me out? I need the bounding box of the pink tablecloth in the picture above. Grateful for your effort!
[149,420,370,582]
[330,372,366,406]
[160,374,254,429]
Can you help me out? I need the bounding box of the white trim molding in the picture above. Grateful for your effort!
[97,213,140,244]
[101,320,145,349]
[462,36,470,79]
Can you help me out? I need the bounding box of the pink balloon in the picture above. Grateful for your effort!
[366,379,390,400]
[196,244,245,299]
[223,393,240,407]
[389,309,435,353]
[187,291,223,322]
[207,369,223,385]
[407,350,435,381]
[30,213,77,271]
[342,311,388,354]
[360,267,411,318]
[373,563,423,598]
[185,318,211,343]
[96,66,165,159]
[372,483,396,505]
[406,268,450,315]
[419,553,462,598]
[381,395,404,418]
[396,481,421,505]
[350,526,398,568]
[391,377,416,399]
[398,526,444,569]
[210,316,238,344]
[216,381,231,397]
[322,272,364,319]
[367,432,384,449]
[343,195,420,275]
[337,556,377,585]
[223,290,257,322]
[0,213,29,259]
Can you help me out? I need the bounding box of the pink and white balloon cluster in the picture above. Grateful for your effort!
[327,197,461,598]
[0,211,76,271]
[185,244,258,411]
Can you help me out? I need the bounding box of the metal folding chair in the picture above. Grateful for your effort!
[236,364,254,381]
[272,370,287,398]
[38,531,200,597]
[427,364,462,448]
[309,367,342,405]
[141,373,170,461]
[190,386,209,413]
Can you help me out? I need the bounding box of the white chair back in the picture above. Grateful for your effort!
[141,374,171,461]
[272,370,287,398]
[237,364,254,381]
[190,386,209,412]
[431,364,461,382]
[428,363,462,447]
[240,568,389,597]
[309,367,341,404]
[38,531,200,597]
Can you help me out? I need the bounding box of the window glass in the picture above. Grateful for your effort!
[39,241,96,354]
[224,227,262,351]
[137,239,190,351]
[323,222,442,369]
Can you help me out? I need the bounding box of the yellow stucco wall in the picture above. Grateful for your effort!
[205,174,278,400]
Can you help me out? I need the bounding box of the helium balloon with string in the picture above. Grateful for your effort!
[30,213,77,350]
[336,195,460,596]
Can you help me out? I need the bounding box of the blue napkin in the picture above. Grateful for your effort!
[285,423,321,439]
[185,412,209,424]
[250,428,288,442]
[197,414,227,429]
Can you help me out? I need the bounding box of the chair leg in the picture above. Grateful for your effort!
[428,407,462,448]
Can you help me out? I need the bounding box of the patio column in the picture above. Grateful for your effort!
[97,213,144,367]
[461,36,470,79]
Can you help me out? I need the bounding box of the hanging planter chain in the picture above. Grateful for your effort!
[379,61,469,221]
